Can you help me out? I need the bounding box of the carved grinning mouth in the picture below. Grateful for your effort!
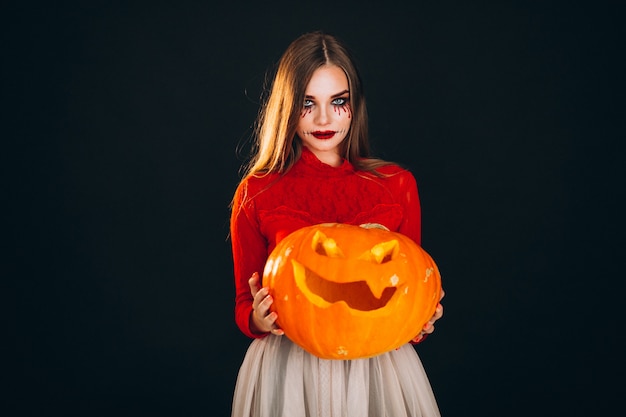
[291,260,397,311]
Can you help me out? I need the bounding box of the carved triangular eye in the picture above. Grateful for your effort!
[359,240,399,264]
[311,230,344,258]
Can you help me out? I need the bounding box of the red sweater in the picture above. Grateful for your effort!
[230,147,422,339]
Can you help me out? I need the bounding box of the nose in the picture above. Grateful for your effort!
[314,105,331,126]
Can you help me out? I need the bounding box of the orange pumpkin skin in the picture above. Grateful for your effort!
[262,223,442,360]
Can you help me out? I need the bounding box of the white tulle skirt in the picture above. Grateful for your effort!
[231,335,440,417]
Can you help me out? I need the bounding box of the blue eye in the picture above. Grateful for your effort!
[303,99,314,107]
[332,97,348,106]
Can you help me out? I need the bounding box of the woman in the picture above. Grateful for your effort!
[230,31,444,417]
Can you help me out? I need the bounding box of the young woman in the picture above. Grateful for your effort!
[230,31,444,417]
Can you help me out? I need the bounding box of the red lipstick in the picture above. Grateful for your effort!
[311,131,335,139]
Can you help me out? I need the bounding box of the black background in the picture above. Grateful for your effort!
[6,1,624,416]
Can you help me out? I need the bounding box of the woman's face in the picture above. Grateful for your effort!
[297,65,352,167]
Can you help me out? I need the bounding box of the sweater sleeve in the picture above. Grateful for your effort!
[396,170,422,246]
[395,171,432,345]
[230,179,271,339]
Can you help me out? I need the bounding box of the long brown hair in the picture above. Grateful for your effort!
[240,31,392,180]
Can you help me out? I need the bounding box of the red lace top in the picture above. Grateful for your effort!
[230,147,422,338]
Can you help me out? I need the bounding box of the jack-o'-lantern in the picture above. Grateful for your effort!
[262,222,441,359]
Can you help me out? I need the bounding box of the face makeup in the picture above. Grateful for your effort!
[297,65,352,167]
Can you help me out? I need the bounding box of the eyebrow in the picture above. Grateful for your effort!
[305,89,350,99]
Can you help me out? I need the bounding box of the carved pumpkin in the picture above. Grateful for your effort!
[262,222,442,359]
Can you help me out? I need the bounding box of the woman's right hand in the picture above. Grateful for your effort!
[249,272,284,336]
[411,288,445,343]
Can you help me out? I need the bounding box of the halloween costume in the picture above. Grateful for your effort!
[230,147,440,416]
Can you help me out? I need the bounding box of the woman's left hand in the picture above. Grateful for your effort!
[411,288,445,343]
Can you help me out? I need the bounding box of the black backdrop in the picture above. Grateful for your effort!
[7,1,623,416]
